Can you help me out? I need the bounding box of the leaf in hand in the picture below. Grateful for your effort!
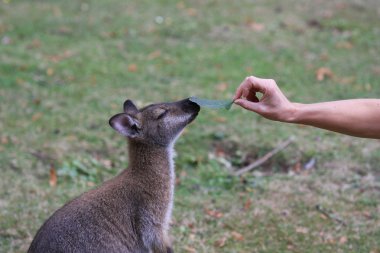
[189,97,233,110]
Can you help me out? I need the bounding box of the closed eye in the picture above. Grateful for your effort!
[157,110,168,119]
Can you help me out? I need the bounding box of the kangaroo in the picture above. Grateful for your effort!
[28,98,200,253]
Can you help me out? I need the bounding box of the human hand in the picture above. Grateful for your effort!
[233,76,295,122]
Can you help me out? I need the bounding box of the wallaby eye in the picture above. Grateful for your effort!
[157,110,168,119]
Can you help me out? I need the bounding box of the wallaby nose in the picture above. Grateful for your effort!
[183,98,200,113]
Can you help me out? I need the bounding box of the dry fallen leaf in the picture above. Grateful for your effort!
[176,2,185,10]
[188,233,196,240]
[33,98,41,105]
[1,136,9,144]
[214,146,226,157]
[147,50,161,60]
[316,67,334,81]
[296,227,309,234]
[362,211,372,219]
[47,50,74,63]
[186,8,197,17]
[245,66,253,72]
[87,181,96,187]
[26,39,41,49]
[246,21,265,32]
[216,82,228,92]
[213,117,227,123]
[57,26,73,35]
[205,208,224,219]
[339,236,348,244]
[46,68,54,76]
[214,236,227,247]
[321,233,335,244]
[49,167,57,187]
[243,198,252,211]
[99,159,112,168]
[231,231,244,241]
[326,238,336,244]
[319,52,329,61]
[128,64,138,72]
[292,162,301,173]
[66,135,77,141]
[32,112,43,121]
[287,244,294,250]
[336,41,353,49]
[183,246,196,253]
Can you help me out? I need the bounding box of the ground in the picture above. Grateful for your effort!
[0,0,379,252]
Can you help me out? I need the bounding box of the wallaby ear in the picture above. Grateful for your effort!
[109,113,141,138]
[123,100,139,115]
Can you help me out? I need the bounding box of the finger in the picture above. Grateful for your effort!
[245,76,268,94]
[234,76,268,100]
[242,87,250,98]
[234,76,257,100]
[234,99,261,113]
[233,78,247,100]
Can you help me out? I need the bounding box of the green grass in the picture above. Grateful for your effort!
[1,0,379,252]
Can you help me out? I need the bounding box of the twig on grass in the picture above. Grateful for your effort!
[315,204,347,227]
[234,136,295,176]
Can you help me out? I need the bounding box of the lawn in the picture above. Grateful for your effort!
[0,0,379,252]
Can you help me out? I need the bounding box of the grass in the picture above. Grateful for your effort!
[1,0,379,252]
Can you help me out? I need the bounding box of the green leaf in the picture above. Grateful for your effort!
[189,97,233,110]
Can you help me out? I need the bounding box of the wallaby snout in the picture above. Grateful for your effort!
[176,98,201,113]
[178,98,200,120]
[29,98,199,253]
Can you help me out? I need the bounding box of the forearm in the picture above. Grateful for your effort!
[287,99,380,139]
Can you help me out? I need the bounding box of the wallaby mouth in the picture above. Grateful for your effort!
[184,98,200,124]
[187,100,201,112]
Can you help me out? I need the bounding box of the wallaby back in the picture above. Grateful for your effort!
[28,98,200,253]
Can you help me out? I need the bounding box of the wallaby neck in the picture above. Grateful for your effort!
[127,140,174,177]
[126,139,175,234]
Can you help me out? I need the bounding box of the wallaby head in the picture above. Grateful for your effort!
[109,98,200,147]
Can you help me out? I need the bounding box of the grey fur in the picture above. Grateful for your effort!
[28,98,200,253]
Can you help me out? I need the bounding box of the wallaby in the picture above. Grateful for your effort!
[28,98,200,253]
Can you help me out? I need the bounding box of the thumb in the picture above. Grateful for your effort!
[234,99,261,113]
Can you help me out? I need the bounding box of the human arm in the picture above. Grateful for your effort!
[234,76,380,139]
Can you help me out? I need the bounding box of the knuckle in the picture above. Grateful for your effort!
[267,79,277,88]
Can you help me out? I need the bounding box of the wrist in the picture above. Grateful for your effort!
[281,103,304,123]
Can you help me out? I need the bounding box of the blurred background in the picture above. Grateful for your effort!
[0,0,379,252]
